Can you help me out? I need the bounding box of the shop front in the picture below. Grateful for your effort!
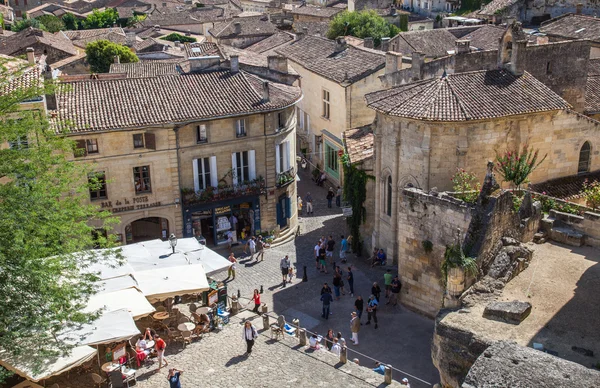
[183,195,261,247]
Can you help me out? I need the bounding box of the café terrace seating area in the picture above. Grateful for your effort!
[0,238,232,388]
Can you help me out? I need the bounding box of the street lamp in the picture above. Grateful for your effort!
[169,233,177,254]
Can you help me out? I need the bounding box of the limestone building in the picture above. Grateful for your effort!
[365,29,600,270]
[277,35,385,186]
[55,51,301,246]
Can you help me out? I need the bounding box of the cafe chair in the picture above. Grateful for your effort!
[91,372,106,388]
[270,315,286,340]
[108,370,124,388]
[181,330,193,347]
[122,367,137,387]
[178,316,191,324]
[189,303,198,313]
[167,327,181,344]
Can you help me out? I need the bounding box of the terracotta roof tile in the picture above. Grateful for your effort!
[246,32,294,54]
[366,70,570,121]
[109,62,181,77]
[589,58,600,76]
[140,7,230,27]
[276,35,385,84]
[0,65,43,96]
[290,5,343,18]
[55,70,301,133]
[460,25,504,51]
[391,28,457,57]
[530,170,600,200]
[585,76,600,113]
[209,16,278,38]
[343,125,373,163]
[540,13,600,42]
[477,0,519,16]
[184,42,224,58]
[292,21,330,37]
[0,28,78,60]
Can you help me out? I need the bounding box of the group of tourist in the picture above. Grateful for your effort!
[297,185,342,215]
[314,235,350,274]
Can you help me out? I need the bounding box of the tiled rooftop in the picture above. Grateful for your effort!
[292,21,330,37]
[540,13,600,42]
[391,28,457,57]
[62,27,125,41]
[365,70,570,121]
[589,58,600,76]
[140,7,230,27]
[477,0,519,16]
[184,42,224,58]
[220,45,298,75]
[585,76,600,114]
[0,28,78,60]
[460,25,504,51]
[55,70,301,133]
[343,125,373,164]
[290,5,343,18]
[530,170,600,200]
[209,16,278,38]
[0,64,42,97]
[109,62,182,77]
[276,35,385,84]
[246,32,294,54]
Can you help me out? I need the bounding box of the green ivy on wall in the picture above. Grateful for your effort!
[341,153,374,254]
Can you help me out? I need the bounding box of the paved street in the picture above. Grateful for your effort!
[207,169,439,387]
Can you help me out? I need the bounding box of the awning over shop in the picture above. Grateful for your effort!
[135,264,210,302]
[95,274,138,294]
[58,309,140,346]
[84,288,155,319]
[0,345,97,382]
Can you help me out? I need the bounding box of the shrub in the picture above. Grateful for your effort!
[451,168,480,204]
[581,179,600,210]
[495,145,547,191]
[162,33,196,43]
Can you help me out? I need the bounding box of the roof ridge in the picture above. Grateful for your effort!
[445,74,472,120]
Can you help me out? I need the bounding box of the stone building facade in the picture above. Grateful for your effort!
[55,53,302,246]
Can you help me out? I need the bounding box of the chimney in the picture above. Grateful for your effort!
[411,51,425,80]
[536,35,549,45]
[295,31,304,41]
[380,37,390,52]
[335,36,347,52]
[114,55,120,64]
[363,37,374,49]
[385,52,399,74]
[234,22,241,34]
[26,47,35,65]
[125,32,136,47]
[510,40,527,76]
[174,40,181,47]
[576,3,583,14]
[262,81,269,102]
[268,55,288,73]
[348,0,355,12]
[230,54,239,73]
[455,39,470,54]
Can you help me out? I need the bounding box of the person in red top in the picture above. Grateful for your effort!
[249,289,261,315]
[154,334,168,370]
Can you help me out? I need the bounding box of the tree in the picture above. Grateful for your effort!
[495,145,547,191]
[36,15,65,33]
[62,13,80,30]
[399,14,408,32]
[327,10,400,47]
[0,56,119,381]
[582,179,600,210]
[83,8,119,29]
[85,40,138,73]
[12,18,46,32]
[162,32,197,43]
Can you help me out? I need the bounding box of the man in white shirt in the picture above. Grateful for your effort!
[248,236,256,261]
[280,255,291,286]
[330,338,341,356]
[314,241,321,269]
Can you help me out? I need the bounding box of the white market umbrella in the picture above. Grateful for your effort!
[84,288,155,319]
[58,309,140,346]
[135,264,210,302]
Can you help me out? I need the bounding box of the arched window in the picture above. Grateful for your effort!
[386,176,392,216]
[578,141,591,174]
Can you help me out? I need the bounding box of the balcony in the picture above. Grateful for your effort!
[182,177,265,207]
[276,167,295,188]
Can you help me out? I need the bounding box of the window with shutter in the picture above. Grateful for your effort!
[133,166,152,194]
[74,139,87,157]
[233,151,250,184]
[194,157,212,191]
[133,134,144,149]
[144,133,156,150]
[196,124,208,143]
[236,119,246,137]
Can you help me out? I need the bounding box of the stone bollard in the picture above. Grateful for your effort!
[230,296,239,315]
[340,346,347,364]
[384,365,392,384]
[298,329,307,346]
[261,303,268,315]
[262,314,270,330]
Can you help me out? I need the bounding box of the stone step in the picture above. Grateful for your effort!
[271,226,298,248]
[549,227,584,247]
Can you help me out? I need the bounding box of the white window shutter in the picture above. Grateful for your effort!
[192,158,200,192]
[231,152,238,186]
[306,114,310,134]
[210,156,218,187]
[248,149,256,180]
[284,141,290,171]
[275,144,280,174]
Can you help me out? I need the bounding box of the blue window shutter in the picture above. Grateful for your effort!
[285,197,291,219]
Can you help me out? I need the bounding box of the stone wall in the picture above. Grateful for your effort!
[543,208,600,247]
[396,188,473,317]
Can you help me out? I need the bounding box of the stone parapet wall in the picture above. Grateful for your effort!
[546,209,600,247]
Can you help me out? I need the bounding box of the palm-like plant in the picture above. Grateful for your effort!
[495,145,547,192]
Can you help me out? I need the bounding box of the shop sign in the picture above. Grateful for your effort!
[239,202,250,209]
[100,196,162,213]
[214,205,231,215]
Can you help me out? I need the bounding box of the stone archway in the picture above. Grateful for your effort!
[125,217,169,244]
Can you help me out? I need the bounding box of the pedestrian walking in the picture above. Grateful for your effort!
[297,195,303,216]
[340,235,348,263]
[227,252,237,280]
[354,295,364,320]
[320,282,332,295]
[229,213,238,234]
[326,187,334,208]
[366,295,379,329]
[167,368,183,388]
[332,271,342,300]
[326,235,335,265]
[390,275,402,306]
[154,334,168,370]
[347,266,354,296]
[384,269,393,300]
[248,236,256,261]
[255,236,265,261]
[280,255,290,286]
[314,240,321,269]
[226,230,234,253]
[350,311,360,345]
[305,192,313,215]
[242,321,258,355]
[337,266,346,295]
[336,186,342,207]
[371,282,381,303]
[321,288,333,319]
[287,266,295,283]
[249,289,261,314]
[319,244,328,273]
[325,329,335,351]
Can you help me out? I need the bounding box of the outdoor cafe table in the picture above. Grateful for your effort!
[177,322,195,332]
[153,312,170,320]
[145,340,155,348]
[101,362,121,373]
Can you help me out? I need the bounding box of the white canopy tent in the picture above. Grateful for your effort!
[184,246,232,276]
[58,309,140,347]
[84,288,155,319]
[0,345,97,382]
[135,265,210,302]
[95,275,138,294]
